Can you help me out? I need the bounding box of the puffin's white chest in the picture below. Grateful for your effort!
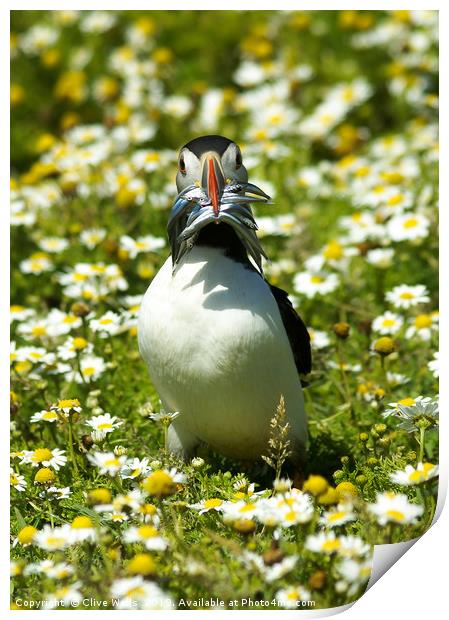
[138,247,306,459]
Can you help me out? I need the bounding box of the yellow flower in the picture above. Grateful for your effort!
[317,487,339,505]
[323,241,344,261]
[336,481,358,500]
[127,553,156,576]
[41,48,60,68]
[18,525,37,545]
[373,336,395,356]
[34,467,55,484]
[88,488,112,505]
[303,475,328,496]
[54,71,86,102]
[233,519,256,534]
[152,47,173,64]
[71,516,94,529]
[34,133,56,153]
[333,322,350,339]
[11,83,25,106]
[32,448,53,463]
[142,471,176,497]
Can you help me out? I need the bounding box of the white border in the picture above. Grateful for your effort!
[3,2,446,618]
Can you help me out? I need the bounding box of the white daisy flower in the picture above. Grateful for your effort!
[69,516,97,543]
[390,462,438,486]
[47,582,83,608]
[80,228,106,249]
[119,234,165,259]
[85,413,123,434]
[46,486,72,500]
[73,355,107,383]
[20,448,67,471]
[122,524,168,550]
[428,352,439,377]
[385,284,430,309]
[309,328,331,349]
[20,254,53,275]
[293,271,339,299]
[387,212,430,242]
[368,491,423,525]
[188,498,225,514]
[405,313,438,341]
[87,451,127,476]
[372,311,404,335]
[10,468,27,491]
[319,504,356,528]
[38,237,69,253]
[10,304,35,322]
[275,584,312,608]
[110,577,174,610]
[120,457,152,480]
[34,524,72,551]
[89,311,122,336]
[305,531,343,555]
[365,247,394,268]
[30,409,59,423]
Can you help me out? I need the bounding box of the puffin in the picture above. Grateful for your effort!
[138,135,311,475]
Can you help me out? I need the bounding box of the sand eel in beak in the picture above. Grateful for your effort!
[138,135,311,476]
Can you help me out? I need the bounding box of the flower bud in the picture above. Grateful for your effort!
[70,301,90,318]
[373,336,395,356]
[333,322,350,339]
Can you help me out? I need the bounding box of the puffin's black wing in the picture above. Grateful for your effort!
[269,283,312,376]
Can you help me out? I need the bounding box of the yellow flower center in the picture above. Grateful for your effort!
[82,367,95,377]
[387,194,404,205]
[142,470,176,497]
[34,467,55,484]
[18,525,37,545]
[403,218,418,229]
[399,292,414,300]
[104,459,120,467]
[97,422,112,430]
[204,498,223,509]
[382,318,396,327]
[71,516,93,529]
[72,337,88,350]
[144,152,160,163]
[31,325,47,337]
[42,411,58,421]
[46,536,66,547]
[323,241,343,260]
[311,275,324,284]
[328,511,347,522]
[58,399,80,409]
[414,314,432,328]
[322,539,341,553]
[386,509,405,522]
[137,525,158,539]
[127,553,156,575]
[409,470,426,483]
[398,397,416,407]
[32,448,53,463]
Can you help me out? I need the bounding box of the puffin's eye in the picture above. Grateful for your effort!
[235,149,242,170]
[179,156,186,174]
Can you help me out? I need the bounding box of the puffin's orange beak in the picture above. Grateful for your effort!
[201,153,225,217]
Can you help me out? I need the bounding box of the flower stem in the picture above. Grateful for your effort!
[418,426,426,464]
[67,419,79,477]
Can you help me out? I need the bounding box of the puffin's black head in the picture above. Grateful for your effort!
[176,135,248,216]
[169,135,270,273]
